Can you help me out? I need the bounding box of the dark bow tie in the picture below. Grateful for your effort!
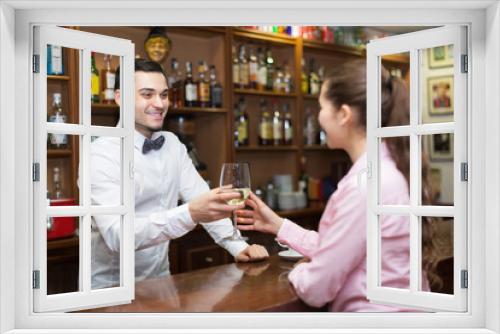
[142,135,165,154]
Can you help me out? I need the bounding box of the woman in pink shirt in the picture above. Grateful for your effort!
[236,60,440,312]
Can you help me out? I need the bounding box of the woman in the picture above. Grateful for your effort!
[236,59,440,312]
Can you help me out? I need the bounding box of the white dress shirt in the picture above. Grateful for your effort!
[89,130,248,289]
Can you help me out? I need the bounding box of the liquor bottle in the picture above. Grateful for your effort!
[272,101,283,146]
[283,61,293,94]
[197,61,210,108]
[232,45,240,89]
[304,107,318,146]
[184,61,198,107]
[298,156,309,204]
[301,58,309,95]
[209,65,223,108]
[248,46,258,89]
[52,166,64,200]
[91,52,100,103]
[169,58,184,108]
[257,47,267,91]
[308,58,320,95]
[100,54,116,104]
[265,48,274,91]
[258,98,272,146]
[319,129,327,146]
[238,45,250,89]
[273,66,284,93]
[235,97,249,147]
[282,103,293,145]
[48,93,68,149]
[233,103,240,147]
[47,45,63,75]
[318,65,326,89]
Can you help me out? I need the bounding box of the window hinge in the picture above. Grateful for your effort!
[33,54,40,73]
[461,162,468,182]
[33,270,40,289]
[129,161,134,179]
[32,163,40,182]
[461,270,468,289]
[461,54,468,73]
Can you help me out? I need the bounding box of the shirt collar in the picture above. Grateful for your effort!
[134,130,164,151]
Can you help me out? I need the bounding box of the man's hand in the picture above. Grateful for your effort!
[188,186,245,223]
[235,244,269,262]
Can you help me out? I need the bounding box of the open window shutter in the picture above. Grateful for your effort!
[366,26,467,312]
[33,26,135,312]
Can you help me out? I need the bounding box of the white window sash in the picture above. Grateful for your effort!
[33,26,135,313]
[366,25,468,312]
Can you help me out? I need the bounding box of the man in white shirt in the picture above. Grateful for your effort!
[89,59,268,289]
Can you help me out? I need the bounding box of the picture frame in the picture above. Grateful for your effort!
[429,133,454,161]
[428,75,454,115]
[428,44,454,68]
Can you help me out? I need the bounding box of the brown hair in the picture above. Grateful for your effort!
[323,59,442,290]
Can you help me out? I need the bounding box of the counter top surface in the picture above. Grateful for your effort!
[85,255,318,313]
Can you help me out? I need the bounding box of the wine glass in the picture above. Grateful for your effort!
[220,162,251,241]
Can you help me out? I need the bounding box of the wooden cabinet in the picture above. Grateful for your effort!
[46,27,408,293]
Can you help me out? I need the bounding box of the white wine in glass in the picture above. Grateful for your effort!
[220,162,251,241]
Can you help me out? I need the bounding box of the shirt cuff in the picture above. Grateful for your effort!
[219,238,249,258]
[276,218,300,245]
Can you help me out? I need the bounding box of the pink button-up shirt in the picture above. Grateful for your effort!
[277,143,429,312]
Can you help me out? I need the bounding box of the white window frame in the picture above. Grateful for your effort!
[366,26,467,312]
[1,1,499,333]
[32,26,136,312]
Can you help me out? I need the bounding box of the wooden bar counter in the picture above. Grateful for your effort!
[85,255,321,313]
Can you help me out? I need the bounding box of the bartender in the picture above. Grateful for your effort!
[88,58,268,289]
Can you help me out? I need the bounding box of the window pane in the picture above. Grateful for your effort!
[90,136,123,206]
[46,45,80,125]
[47,216,81,295]
[379,214,410,290]
[379,138,410,205]
[91,215,122,290]
[420,45,454,124]
[421,134,454,205]
[380,52,410,127]
[420,216,454,295]
[47,134,81,206]
[90,51,121,127]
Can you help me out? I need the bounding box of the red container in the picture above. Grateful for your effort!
[47,198,76,240]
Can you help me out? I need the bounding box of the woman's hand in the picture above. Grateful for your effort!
[235,191,284,235]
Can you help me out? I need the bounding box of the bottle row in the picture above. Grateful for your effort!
[233,97,327,148]
[240,26,367,47]
[232,44,293,93]
[166,58,224,109]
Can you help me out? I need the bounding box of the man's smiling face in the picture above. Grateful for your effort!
[134,71,169,137]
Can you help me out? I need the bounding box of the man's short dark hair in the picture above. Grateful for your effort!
[114,58,168,90]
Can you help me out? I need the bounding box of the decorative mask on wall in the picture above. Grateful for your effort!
[144,27,171,63]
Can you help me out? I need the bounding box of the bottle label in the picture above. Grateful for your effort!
[239,64,249,85]
[106,72,116,90]
[91,73,100,97]
[260,122,272,140]
[285,126,293,141]
[258,66,267,87]
[48,45,63,75]
[186,83,197,101]
[310,81,320,95]
[232,64,240,85]
[199,82,210,102]
[273,121,283,139]
[103,88,115,101]
[249,63,258,83]
[237,122,248,143]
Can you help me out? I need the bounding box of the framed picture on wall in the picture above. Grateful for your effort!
[428,44,454,68]
[428,75,454,115]
[429,133,454,161]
